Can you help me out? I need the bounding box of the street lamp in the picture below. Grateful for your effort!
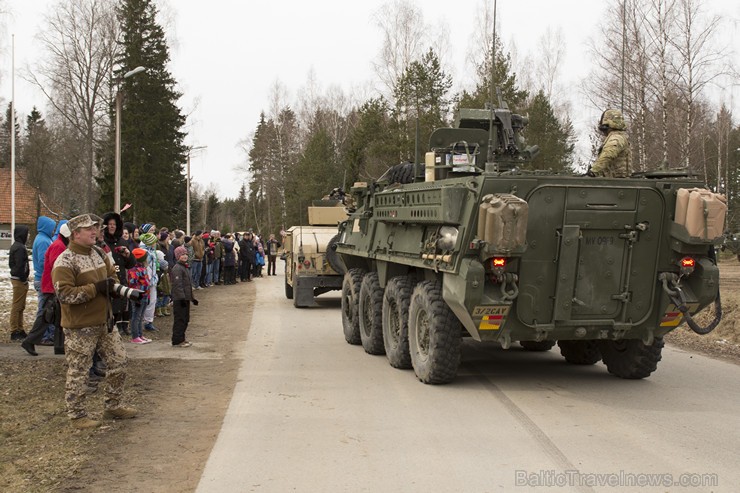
[186,146,207,236]
[114,66,146,214]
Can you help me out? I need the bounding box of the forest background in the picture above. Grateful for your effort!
[0,0,738,236]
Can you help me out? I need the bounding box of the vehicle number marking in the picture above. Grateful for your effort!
[473,306,510,317]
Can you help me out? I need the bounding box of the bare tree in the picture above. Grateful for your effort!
[26,0,119,211]
[372,0,426,99]
[671,0,727,169]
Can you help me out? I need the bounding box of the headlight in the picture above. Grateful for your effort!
[437,226,459,250]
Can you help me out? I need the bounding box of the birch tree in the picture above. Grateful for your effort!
[28,0,119,210]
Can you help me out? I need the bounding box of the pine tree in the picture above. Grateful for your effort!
[523,91,576,172]
[21,108,55,191]
[457,36,528,113]
[344,98,397,182]
[0,103,22,168]
[98,0,187,226]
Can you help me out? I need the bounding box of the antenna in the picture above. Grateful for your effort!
[621,0,626,112]
[486,0,498,165]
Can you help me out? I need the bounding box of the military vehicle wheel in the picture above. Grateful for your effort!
[387,163,415,185]
[326,234,346,275]
[519,340,556,351]
[382,276,413,369]
[359,273,385,355]
[341,268,364,345]
[599,337,664,379]
[408,280,461,384]
[285,279,293,299]
[557,340,601,365]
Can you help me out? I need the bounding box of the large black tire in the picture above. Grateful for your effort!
[408,280,461,384]
[520,340,556,351]
[359,272,385,355]
[326,234,346,275]
[599,337,664,379]
[341,268,364,345]
[387,163,415,185]
[557,340,602,365]
[382,276,413,369]
[285,279,293,299]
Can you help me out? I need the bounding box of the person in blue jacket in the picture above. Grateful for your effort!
[32,216,57,343]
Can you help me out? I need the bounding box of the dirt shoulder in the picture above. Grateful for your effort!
[0,280,255,493]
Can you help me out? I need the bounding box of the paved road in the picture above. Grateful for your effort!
[197,276,738,493]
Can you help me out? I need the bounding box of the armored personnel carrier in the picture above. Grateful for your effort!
[335,102,725,384]
[284,197,347,307]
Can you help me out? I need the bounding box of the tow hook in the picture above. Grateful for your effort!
[658,272,721,335]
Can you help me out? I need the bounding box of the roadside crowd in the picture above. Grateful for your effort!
[7,211,281,429]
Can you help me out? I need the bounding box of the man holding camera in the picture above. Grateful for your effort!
[52,214,137,429]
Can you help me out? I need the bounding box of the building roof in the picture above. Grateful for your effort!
[0,168,61,225]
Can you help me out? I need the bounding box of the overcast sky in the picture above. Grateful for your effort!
[1,0,738,200]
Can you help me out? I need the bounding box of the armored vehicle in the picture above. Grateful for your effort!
[720,231,740,261]
[284,198,347,307]
[335,103,724,384]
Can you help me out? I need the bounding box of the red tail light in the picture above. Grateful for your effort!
[680,257,695,268]
[492,257,506,268]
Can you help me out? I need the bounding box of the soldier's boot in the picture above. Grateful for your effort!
[103,406,137,420]
[72,416,102,429]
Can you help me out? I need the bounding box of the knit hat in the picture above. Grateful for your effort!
[184,235,192,243]
[140,232,157,246]
[59,222,72,238]
[159,231,169,241]
[174,246,187,258]
[194,230,202,236]
[140,223,154,233]
[132,248,148,260]
[202,232,210,240]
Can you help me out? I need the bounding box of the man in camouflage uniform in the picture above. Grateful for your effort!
[52,214,137,429]
[590,109,631,178]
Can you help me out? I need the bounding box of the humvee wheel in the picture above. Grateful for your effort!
[285,279,293,299]
[519,340,556,351]
[359,272,385,355]
[557,340,602,365]
[387,163,415,184]
[341,269,364,345]
[599,337,664,379]
[382,276,413,369]
[408,280,461,384]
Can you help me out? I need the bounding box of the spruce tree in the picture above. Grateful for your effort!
[98,0,187,226]
[0,103,22,168]
[21,108,55,191]
[523,90,576,172]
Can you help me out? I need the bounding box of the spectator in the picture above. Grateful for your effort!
[212,231,224,285]
[156,232,172,316]
[203,232,214,287]
[138,232,160,332]
[190,230,205,288]
[238,232,255,282]
[123,222,137,251]
[266,234,281,276]
[52,213,137,429]
[21,220,69,356]
[32,215,57,343]
[222,234,236,284]
[170,245,197,347]
[9,225,30,341]
[127,248,151,344]
[102,213,135,336]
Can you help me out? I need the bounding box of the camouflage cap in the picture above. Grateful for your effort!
[67,213,101,231]
[600,109,626,131]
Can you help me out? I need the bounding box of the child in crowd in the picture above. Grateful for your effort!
[127,248,152,344]
[170,246,197,347]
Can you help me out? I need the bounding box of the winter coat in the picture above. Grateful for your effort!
[127,264,151,303]
[102,212,135,313]
[9,225,30,282]
[214,238,224,259]
[191,236,205,260]
[170,261,194,301]
[238,238,255,262]
[222,239,236,267]
[267,238,281,257]
[52,242,116,329]
[32,216,56,282]
[41,236,68,294]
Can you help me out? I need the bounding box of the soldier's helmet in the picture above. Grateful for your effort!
[598,109,627,133]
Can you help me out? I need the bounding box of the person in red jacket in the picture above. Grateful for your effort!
[22,221,70,356]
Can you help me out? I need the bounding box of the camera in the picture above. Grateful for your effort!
[114,246,128,254]
[111,283,143,301]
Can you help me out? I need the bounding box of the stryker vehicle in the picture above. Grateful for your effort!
[284,198,347,307]
[334,102,725,384]
[720,231,740,261]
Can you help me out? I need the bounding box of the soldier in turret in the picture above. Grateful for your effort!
[590,109,631,178]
